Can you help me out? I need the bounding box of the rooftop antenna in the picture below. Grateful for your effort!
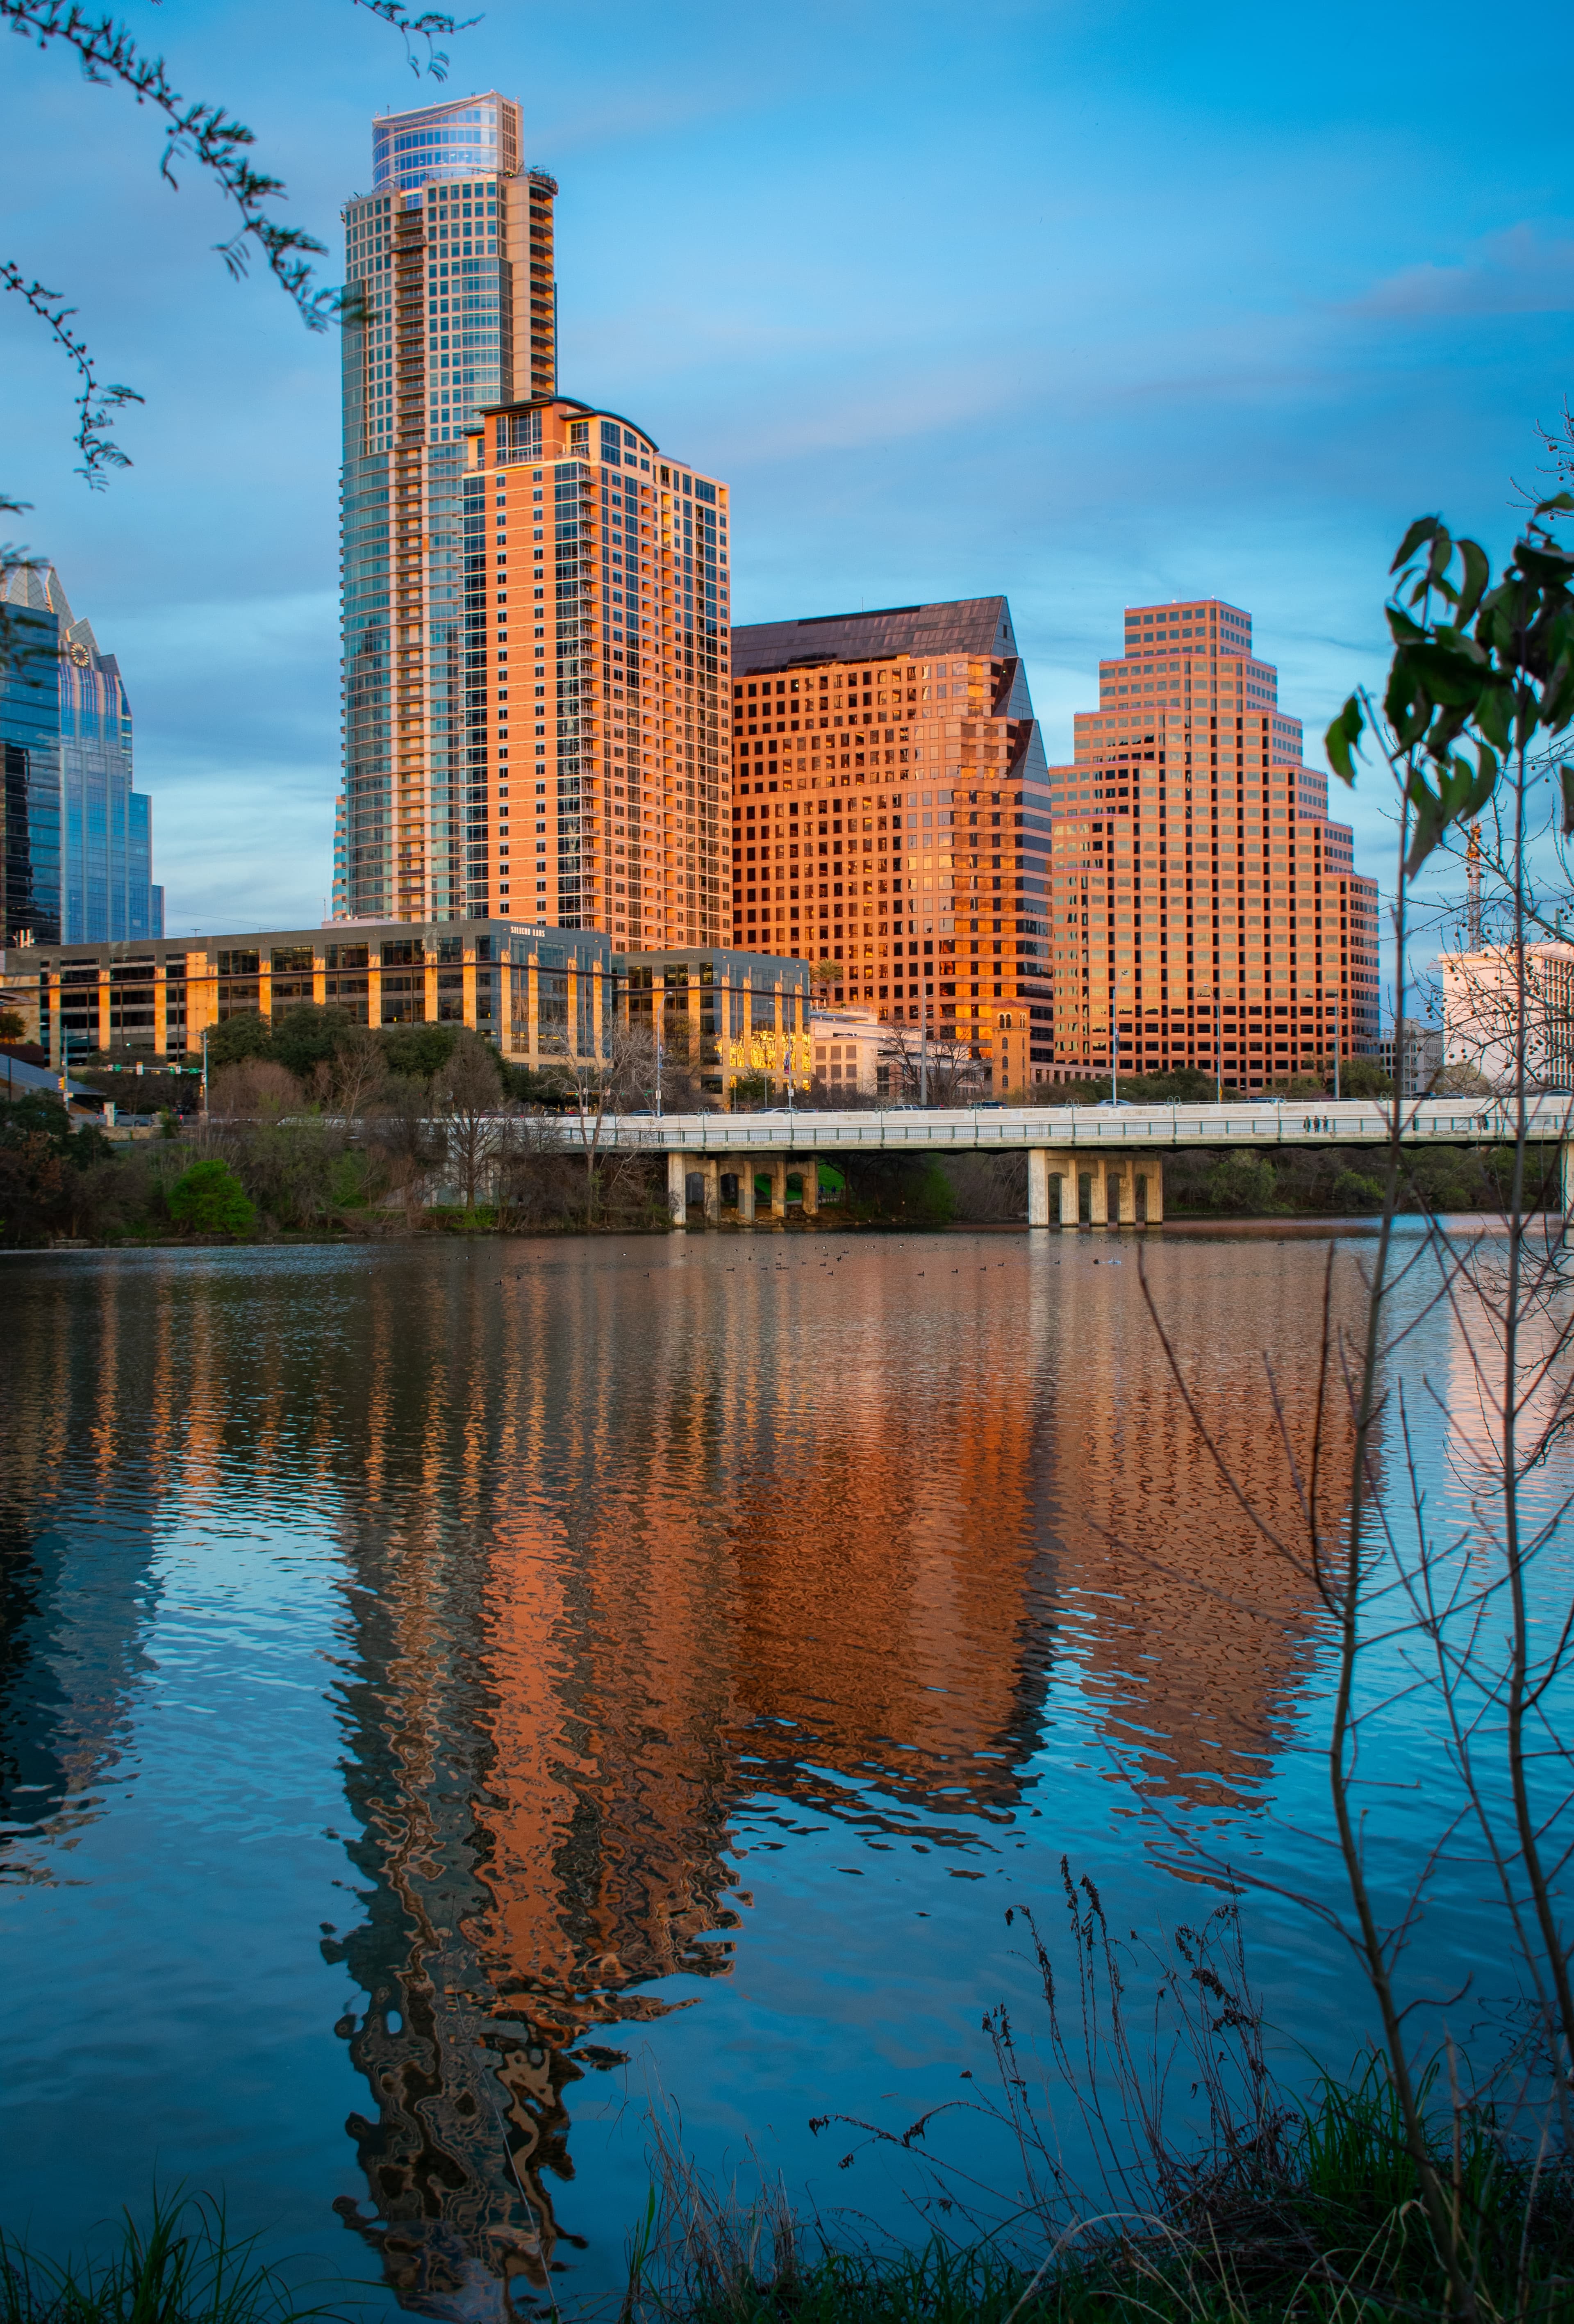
[1467,821,1482,949]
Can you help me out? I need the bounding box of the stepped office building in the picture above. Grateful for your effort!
[337,91,560,923]
[1,563,161,948]
[728,598,1053,1094]
[1045,597,1381,1085]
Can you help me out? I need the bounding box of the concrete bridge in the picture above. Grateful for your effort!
[566,1098,1574,1228]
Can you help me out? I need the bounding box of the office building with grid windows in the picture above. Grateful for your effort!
[728,599,1053,1095]
[1045,597,1381,1086]
[338,91,559,923]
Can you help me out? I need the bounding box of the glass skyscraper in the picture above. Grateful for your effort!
[337,90,559,922]
[0,562,160,948]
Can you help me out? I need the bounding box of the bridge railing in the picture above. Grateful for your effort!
[552,1097,1574,1154]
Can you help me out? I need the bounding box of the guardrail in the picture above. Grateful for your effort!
[545,1097,1574,1155]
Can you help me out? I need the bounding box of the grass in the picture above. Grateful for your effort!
[10,2083,1574,2324]
[620,2057,1574,2324]
[0,2196,339,2324]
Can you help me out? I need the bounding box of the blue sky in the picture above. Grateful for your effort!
[3,0,1571,936]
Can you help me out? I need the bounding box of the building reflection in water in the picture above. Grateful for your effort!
[312,1236,1356,2315]
[0,1261,170,1877]
[0,1237,1365,2316]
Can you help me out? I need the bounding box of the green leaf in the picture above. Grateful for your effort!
[1455,538,1491,629]
[1426,524,1455,594]
[1561,764,1574,837]
[1325,693,1364,785]
[1392,515,1442,575]
[1476,680,1513,751]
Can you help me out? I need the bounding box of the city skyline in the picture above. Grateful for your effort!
[2,0,1567,938]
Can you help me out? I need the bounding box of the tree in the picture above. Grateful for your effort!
[269,1003,361,1082]
[432,1031,505,1211]
[1,1,466,491]
[1339,1055,1394,1098]
[877,1022,983,1106]
[553,1023,664,1226]
[318,1026,388,1121]
[205,1013,274,1071]
[0,1008,24,1042]
[208,1059,299,1120]
[366,1080,440,1227]
[167,1157,255,1236]
[376,1021,459,1081]
[1137,502,1574,2317]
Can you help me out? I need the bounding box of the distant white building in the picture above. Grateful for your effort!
[1378,1016,1444,1097]
[1439,943,1574,1091]
[809,1009,883,1098]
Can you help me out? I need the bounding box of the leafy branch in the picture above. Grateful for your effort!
[1,0,474,478]
[1326,498,1574,874]
[1,266,141,483]
[348,0,478,78]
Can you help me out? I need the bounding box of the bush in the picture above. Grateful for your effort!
[1203,1151,1279,1214]
[167,1158,256,1236]
[1329,1166,1385,1213]
[203,1013,274,1070]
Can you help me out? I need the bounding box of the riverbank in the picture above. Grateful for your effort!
[9,2064,1573,2324]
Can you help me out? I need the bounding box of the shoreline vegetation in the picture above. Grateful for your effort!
[3,1010,1556,1248]
[0,1095,1554,1250]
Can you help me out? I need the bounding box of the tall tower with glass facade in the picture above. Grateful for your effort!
[1,562,161,947]
[338,91,557,922]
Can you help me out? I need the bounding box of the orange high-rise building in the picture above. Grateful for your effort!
[464,399,730,941]
[728,599,1054,1093]
[1046,597,1382,1086]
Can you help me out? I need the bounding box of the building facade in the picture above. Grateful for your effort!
[728,599,1052,1093]
[339,91,559,923]
[809,1009,882,1098]
[1046,597,1382,1087]
[1,563,160,948]
[463,396,731,948]
[1,925,807,1099]
[1378,1014,1445,1097]
[1440,943,1574,1091]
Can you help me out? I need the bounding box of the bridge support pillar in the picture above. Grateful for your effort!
[1028,1149,1051,1227]
[800,1159,820,1219]
[666,1151,693,1228]
[1135,1160,1164,1226]
[728,1156,756,1225]
[1563,1141,1574,1239]
[764,1153,787,1221]
[702,1156,721,1226]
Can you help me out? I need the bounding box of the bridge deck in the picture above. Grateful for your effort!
[574,1098,1574,1155]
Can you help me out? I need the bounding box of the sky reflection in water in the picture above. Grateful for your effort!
[0,1228,1565,2314]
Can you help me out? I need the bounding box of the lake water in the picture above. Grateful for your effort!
[1,1227,1568,2315]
